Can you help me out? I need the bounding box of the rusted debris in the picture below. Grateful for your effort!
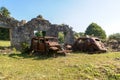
[72,37,107,53]
[30,36,67,56]
[64,44,72,50]
[107,40,120,52]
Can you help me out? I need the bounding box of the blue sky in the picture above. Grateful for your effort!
[0,0,120,36]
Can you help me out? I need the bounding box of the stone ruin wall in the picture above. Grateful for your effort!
[0,15,74,50]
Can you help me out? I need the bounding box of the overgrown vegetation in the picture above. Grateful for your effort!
[109,33,120,42]
[0,6,10,17]
[0,6,11,40]
[0,52,120,80]
[58,32,65,43]
[0,7,120,79]
[85,23,107,39]
[74,32,84,39]
[21,42,30,54]
[0,41,120,80]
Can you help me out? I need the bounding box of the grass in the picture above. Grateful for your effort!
[0,40,11,47]
[0,41,120,80]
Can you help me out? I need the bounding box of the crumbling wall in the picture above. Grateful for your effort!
[0,15,74,50]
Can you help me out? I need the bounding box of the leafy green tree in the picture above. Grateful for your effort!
[0,7,10,17]
[74,32,84,39]
[58,32,64,43]
[0,7,10,40]
[35,31,42,37]
[108,33,120,42]
[85,23,106,39]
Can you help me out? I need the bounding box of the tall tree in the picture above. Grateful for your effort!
[85,23,106,39]
[0,7,10,17]
[0,7,10,40]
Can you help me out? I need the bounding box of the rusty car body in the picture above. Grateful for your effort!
[72,37,107,53]
[30,36,66,56]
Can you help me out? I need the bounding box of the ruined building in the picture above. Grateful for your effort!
[0,15,74,50]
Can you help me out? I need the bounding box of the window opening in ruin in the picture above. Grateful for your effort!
[0,27,11,50]
[34,30,43,37]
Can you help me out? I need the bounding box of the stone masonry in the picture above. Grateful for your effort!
[0,14,74,50]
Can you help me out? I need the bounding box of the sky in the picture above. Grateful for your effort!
[0,0,120,36]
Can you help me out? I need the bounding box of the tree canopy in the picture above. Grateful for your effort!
[35,31,42,37]
[58,32,65,43]
[0,7,10,40]
[85,23,106,39]
[108,33,120,42]
[0,6,10,17]
[74,32,84,39]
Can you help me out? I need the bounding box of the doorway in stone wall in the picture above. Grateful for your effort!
[0,27,12,53]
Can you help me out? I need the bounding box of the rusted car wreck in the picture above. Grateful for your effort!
[72,37,107,53]
[30,36,67,56]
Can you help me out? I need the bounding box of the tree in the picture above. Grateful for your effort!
[85,23,106,39]
[35,31,42,37]
[108,33,120,42]
[0,7,10,17]
[58,32,64,43]
[74,32,84,39]
[0,7,11,40]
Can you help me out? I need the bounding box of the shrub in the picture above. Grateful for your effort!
[21,42,30,54]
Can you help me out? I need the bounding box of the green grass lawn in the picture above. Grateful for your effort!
[0,41,120,80]
[0,40,11,47]
[0,52,120,80]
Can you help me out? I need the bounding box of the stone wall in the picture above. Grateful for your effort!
[0,15,74,50]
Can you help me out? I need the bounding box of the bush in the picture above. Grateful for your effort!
[108,33,120,42]
[21,42,30,54]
